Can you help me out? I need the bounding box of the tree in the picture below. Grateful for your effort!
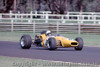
[0,0,14,13]
[1,0,100,13]
[68,0,83,12]
[86,0,100,12]
[45,0,67,14]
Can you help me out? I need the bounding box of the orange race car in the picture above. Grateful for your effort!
[20,30,83,50]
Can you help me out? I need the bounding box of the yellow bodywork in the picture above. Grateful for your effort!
[40,34,47,47]
[40,34,79,48]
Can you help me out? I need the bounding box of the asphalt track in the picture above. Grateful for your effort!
[0,41,100,65]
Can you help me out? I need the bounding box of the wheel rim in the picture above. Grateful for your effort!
[21,38,25,47]
[47,43,50,48]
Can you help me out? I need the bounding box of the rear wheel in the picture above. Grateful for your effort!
[20,35,32,49]
[74,37,83,51]
[46,37,57,50]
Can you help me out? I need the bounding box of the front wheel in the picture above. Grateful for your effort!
[74,37,83,51]
[46,37,57,50]
[20,35,32,49]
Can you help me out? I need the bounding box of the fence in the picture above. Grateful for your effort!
[0,11,100,34]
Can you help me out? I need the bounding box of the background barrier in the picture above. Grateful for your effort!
[0,11,100,34]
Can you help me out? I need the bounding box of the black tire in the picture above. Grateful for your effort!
[74,37,83,51]
[20,35,32,49]
[46,37,57,50]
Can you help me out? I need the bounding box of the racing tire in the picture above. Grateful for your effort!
[74,37,83,51]
[47,37,57,50]
[20,35,32,49]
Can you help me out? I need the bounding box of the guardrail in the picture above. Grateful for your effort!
[0,11,100,23]
[0,11,100,34]
[0,22,100,34]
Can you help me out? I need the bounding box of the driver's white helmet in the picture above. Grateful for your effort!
[45,30,51,36]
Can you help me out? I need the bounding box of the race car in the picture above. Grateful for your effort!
[20,30,83,50]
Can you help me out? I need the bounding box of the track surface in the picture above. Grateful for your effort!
[0,41,100,65]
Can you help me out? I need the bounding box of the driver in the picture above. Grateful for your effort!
[35,30,52,46]
[45,30,52,36]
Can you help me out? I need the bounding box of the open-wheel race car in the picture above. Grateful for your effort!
[20,30,83,50]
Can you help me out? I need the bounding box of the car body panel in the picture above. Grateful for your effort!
[40,34,79,48]
[55,36,79,47]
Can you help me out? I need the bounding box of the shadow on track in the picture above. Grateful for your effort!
[30,46,77,51]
